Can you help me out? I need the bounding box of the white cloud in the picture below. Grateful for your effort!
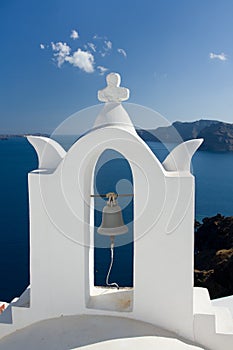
[47,32,126,74]
[51,42,71,67]
[40,43,45,49]
[104,40,112,50]
[87,42,96,52]
[97,66,108,75]
[209,52,227,61]
[65,48,95,73]
[117,48,127,58]
[70,29,79,40]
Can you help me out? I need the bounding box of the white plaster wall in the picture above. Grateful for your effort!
[28,171,87,318]
[133,175,195,338]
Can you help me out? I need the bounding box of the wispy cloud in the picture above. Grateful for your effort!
[97,66,108,75]
[100,40,113,57]
[87,42,96,52]
[93,34,106,40]
[40,43,45,49]
[65,49,94,73]
[51,42,71,67]
[104,40,112,50]
[209,52,228,61]
[70,29,79,40]
[117,48,127,58]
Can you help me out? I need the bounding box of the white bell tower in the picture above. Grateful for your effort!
[25,72,203,337]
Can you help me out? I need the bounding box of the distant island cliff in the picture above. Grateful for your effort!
[137,119,233,152]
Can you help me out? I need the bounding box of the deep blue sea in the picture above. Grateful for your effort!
[1,137,233,301]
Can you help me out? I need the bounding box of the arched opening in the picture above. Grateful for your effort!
[87,149,134,312]
[94,149,134,288]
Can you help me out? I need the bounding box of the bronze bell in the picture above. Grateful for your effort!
[97,192,128,236]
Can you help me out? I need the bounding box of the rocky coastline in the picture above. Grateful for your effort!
[194,214,233,299]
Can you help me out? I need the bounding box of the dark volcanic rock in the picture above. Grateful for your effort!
[194,214,233,299]
[198,122,233,152]
[172,120,218,140]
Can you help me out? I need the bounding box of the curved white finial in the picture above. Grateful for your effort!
[162,139,203,172]
[98,72,130,102]
[27,136,66,170]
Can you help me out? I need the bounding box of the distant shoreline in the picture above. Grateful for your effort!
[2,118,233,152]
[0,133,49,140]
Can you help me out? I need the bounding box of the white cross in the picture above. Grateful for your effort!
[98,72,130,103]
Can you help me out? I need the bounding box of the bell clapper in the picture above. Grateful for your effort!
[106,235,119,290]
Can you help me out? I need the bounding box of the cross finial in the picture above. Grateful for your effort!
[98,72,130,103]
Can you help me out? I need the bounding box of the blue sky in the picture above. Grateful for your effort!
[1,0,233,133]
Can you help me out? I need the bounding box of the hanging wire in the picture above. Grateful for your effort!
[105,237,119,289]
